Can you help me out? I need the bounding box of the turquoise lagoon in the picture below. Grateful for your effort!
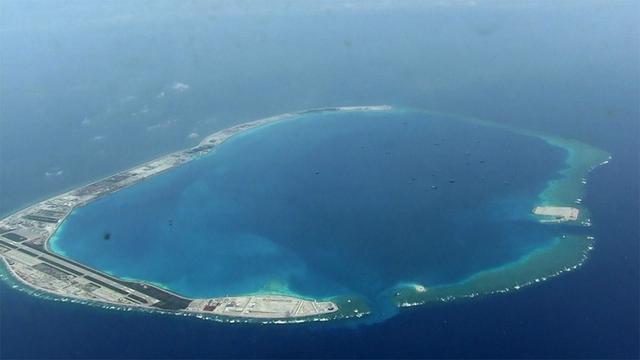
[49,109,605,317]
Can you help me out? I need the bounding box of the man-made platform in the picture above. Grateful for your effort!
[187,295,338,319]
[533,206,579,222]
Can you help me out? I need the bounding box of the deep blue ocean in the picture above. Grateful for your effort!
[1,2,638,358]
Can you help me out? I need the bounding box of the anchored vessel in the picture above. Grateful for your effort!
[0,106,389,321]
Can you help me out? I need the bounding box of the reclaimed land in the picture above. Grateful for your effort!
[0,106,390,323]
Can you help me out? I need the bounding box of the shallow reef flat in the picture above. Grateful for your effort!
[388,108,610,310]
[392,234,594,307]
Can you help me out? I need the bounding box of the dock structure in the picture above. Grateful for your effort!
[0,106,393,320]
